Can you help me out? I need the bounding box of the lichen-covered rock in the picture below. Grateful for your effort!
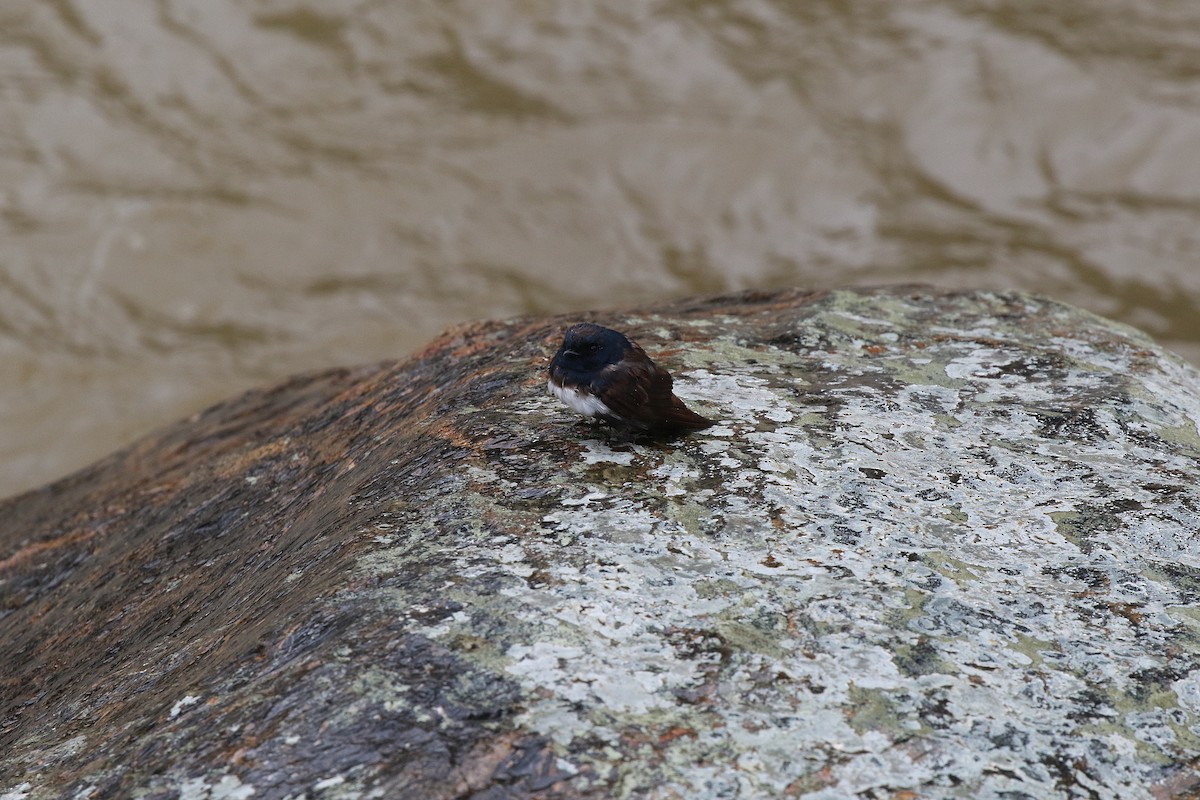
[3,287,1200,799]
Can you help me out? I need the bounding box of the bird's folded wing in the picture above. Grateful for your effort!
[593,361,653,423]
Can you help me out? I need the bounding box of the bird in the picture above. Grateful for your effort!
[547,322,714,435]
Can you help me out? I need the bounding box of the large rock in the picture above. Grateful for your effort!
[3,287,1200,799]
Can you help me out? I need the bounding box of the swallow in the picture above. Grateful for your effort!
[547,322,714,435]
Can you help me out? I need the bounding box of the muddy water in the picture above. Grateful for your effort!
[2,1,1200,499]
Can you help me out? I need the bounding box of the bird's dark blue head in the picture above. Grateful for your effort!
[550,323,631,379]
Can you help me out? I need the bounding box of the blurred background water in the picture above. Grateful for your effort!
[2,1,1200,500]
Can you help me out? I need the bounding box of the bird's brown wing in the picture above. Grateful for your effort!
[598,360,713,431]
[593,360,654,428]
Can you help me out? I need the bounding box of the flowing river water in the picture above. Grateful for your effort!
[3,1,1200,498]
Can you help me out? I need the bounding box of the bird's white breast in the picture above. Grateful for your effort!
[548,379,613,417]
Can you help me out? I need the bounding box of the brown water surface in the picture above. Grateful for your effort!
[3,1,1200,499]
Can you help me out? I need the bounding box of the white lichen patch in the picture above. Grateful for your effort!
[178,774,255,800]
[677,370,790,429]
[169,695,202,719]
[363,290,1200,799]
[579,440,636,465]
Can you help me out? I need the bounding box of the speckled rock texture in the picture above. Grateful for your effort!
[3,287,1200,800]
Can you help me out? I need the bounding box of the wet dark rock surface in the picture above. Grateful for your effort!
[2,287,1200,799]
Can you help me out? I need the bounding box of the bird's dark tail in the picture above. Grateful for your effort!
[660,396,715,431]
